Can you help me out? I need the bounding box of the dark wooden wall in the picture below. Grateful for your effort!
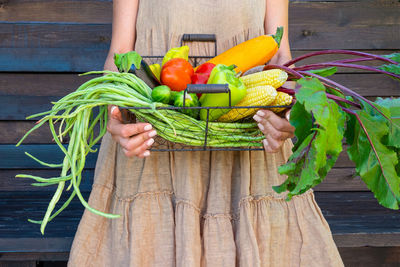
[0,0,399,266]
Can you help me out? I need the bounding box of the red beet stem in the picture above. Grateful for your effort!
[284,50,397,67]
[294,62,400,79]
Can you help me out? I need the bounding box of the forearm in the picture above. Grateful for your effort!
[264,0,292,64]
[104,0,139,70]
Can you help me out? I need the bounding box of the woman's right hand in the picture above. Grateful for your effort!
[107,105,157,158]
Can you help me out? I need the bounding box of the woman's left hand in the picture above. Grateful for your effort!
[253,109,295,153]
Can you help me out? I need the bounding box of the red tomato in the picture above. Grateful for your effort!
[161,58,194,91]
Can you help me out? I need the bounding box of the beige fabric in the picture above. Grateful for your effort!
[68,0,344,266]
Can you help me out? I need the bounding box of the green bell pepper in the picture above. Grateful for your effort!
[174,91,200,119]
[199,64,247,121]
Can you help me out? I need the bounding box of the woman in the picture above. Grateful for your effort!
[68,0,344,266]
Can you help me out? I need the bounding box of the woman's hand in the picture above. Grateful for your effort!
[107,105,157,158]
[253,109,294,153]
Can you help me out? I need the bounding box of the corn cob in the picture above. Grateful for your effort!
[218,85,277,122]
[270,92,293,113]
[240,69,288,89]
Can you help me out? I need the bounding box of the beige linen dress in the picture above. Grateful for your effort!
[68,0,344,266]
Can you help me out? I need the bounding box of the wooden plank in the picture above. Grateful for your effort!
[0,143,353,169]
[0,144,99,169]
[338,246,400,267]
[334,233,400,248]
[290,2,400,27]
[1,72,399,98]
[5,248,399,267]
[0,23,111,49]
[335,149,353,168]
[0,262,36,267]
[0,73,93,97]
[0,96,60,121]
[314,168,366,191]
[0,48,108,72]
[0,252,68,261]
[0,167,368,192]
[0,121,62,144]
[0,191,398,252]
[290,24,400,50]
[0,121,102,144]
[1,36,398,72]
[1,1,398,26]
[0,238,73,253]
[0,1,112,23]
[0,170,94,192]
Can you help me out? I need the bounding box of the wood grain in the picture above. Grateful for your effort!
[0,23,111,49]
[0,143,356,169]
[338,247,400,266]
[0,168,367,192]
[1,72,399,98]
[0,191,398,251]
[0,73,93,97]
[0,170,94,192]
[0,48,108,72]
[0,144,99,169]
[0,1,113,23]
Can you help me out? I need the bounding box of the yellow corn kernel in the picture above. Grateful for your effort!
[240,69,288,89]
[218,85,277,122]
[270,92,293,113]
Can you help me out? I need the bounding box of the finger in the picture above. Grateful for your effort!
[263,135,284,153]
[257,120,294,140]
[108,105,123,122]
[285,109,291,121]
[122,137,155,158]
[119,130,157,151]
[137,150,151,158]
[107,120,153,138]
[256,110,295,133]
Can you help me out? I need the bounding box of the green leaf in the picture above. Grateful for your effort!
[383,53,400,63]
[289,101,313,151]
[308,67,337,77]
[378,63,400,81]
[346,101,400,209]
[274,78,346,198]
[114,51,143,73]
[375,97,400,148]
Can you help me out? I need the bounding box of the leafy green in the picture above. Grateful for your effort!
[273,78,346,198]
[375,97,400,148]
[383,53,400,63]
[379,64,400,80]
[346,100,400,209]
[114,51,143,73]
[308,67,338,77]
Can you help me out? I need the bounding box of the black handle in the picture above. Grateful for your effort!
[186,84,229,94]
[183,84,232,107]
[181,34,216,43]
[180,33,217,57]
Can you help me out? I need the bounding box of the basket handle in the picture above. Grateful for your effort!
[180,33,217,58]
[184,84,231,107]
